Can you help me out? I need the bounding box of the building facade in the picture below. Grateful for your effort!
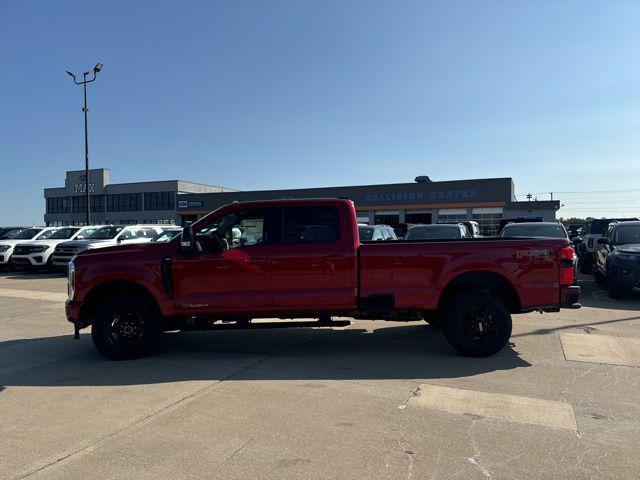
[175,177,560,236]
[43,169,234,226]
[44,171,559,235]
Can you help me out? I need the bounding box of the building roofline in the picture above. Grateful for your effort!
[180,177,514,196]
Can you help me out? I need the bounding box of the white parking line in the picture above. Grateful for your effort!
[409,383,577,430]
[560,332,640,367]
[0,287,67,303]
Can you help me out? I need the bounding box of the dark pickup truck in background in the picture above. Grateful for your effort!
[66,199,580,360]
[594,220,640,298]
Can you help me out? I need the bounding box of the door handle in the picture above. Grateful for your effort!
[324,255,346,262]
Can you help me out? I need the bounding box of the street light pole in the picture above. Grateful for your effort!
[66,63,103,225]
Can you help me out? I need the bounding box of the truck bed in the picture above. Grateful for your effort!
[359,237,567,311]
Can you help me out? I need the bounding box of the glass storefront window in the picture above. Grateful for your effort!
[472,208,503,236]
[405,211,432,224]
[438,208,468,224]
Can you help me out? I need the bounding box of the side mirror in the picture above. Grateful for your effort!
[180,226,195,252]
[597,237,608,245]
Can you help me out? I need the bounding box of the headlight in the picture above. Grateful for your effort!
[67,261,75,300]
[0,245,9,252]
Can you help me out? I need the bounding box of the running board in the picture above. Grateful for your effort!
[179,319,351,331]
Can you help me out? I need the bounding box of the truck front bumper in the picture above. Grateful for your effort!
[12,254,48,267]
[65,300,82,325]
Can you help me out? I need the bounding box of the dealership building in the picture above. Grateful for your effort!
[176,176,559,236]
[44,170,559,235]
[43,169,233,226]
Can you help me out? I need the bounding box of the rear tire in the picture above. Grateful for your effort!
[442,292,512,357]
[91,296,162,360]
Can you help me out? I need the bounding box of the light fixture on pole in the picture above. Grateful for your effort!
[66,63,103,225]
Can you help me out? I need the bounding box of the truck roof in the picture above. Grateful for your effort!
[223,198,353,207]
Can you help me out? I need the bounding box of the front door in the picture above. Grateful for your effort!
[172,208,275,316]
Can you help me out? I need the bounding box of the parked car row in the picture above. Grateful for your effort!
[358,221,483,242]
[0,225,180,272]
[555,217,640,298]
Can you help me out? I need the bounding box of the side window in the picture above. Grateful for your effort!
[283,206,340,244]
[137,228,157,238]
[203,210,266,249]
[372,229,383,241]
[120,229,138,240]
[382,228,392,240]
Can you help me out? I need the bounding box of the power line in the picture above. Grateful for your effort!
[530,188,640,195]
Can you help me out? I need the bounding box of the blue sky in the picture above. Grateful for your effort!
[1,1,640,224]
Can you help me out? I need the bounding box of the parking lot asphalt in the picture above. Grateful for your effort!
[1,272,639,480]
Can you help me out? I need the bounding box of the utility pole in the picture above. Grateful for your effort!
[66,63,103,225]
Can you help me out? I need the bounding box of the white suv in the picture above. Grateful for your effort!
[12,226,98,271]
[51,225,166,269]
[0,227,62,270]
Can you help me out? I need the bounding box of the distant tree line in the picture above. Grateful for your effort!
[558,217,587,226]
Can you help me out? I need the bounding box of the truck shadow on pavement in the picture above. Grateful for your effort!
[0,324,530,388]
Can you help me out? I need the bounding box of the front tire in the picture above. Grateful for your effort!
[442,292,512,357]
[92,296,162,360]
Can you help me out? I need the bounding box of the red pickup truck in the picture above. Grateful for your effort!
[66,199,580,360]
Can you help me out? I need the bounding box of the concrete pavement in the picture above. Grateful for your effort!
[1,272,639,479]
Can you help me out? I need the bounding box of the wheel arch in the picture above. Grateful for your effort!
[438,270,521,313]
[79,280,161,328]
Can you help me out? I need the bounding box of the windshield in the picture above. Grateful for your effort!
[12,228,43,240]
[405,226,461,240]
[617,226,640,244]
[358,226,374,241]
[87,226,124,240]
[47,228,80,240]
[0,228,23,239]
[37,229,60,239]
[501,224,566,238]
[152,230,181,243]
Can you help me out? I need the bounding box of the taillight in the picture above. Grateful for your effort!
[559,246,575,285]
[587,237,593,248]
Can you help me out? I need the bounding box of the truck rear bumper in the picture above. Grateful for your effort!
[560,285,581,309]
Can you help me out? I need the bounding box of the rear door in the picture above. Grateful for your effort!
[270,205,356,310]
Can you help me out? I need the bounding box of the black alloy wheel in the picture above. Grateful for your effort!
[442,291,512,357]
[92,296,162,360]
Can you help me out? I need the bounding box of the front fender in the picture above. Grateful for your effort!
[73,254,173,317]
